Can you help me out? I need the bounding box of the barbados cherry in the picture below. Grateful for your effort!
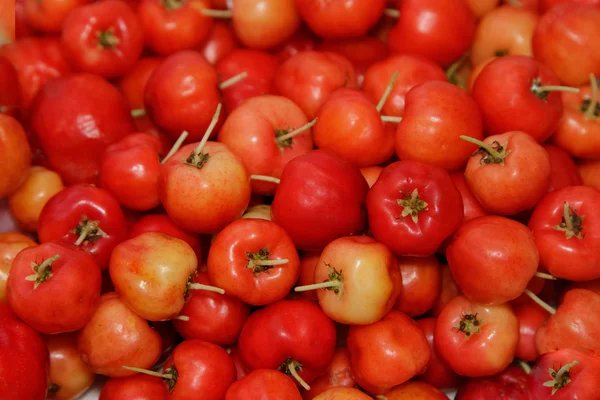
[303,347,355,399]
[0,115,31,198]
[514,300,550,362]
[543,144,583,192]
[395,256,441,317]
[100,374,168,400]
[416,318,461,390]
[225,369,302,400]
[46,333,95,400]
[0,233,36,303]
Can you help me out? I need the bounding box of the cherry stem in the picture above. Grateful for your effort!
[381,115,403,123]
[250,175,280,184]
[193,103,222,155]
[188,283,225,294]
[287,360,310,391]
[294,281,342,292]
[446,52,470,83]
[122,366,172,379]
[535,85,580,94]
[161,131,188,164]
[75,222,107,246]
[375,396,388,400]
[459,135,503,159]
[524,289,556,315]
[585,73,598,120]
[174,315,189,321]
[200,8,233,18]
[562,202,574,233]
[131,108,146,118]
[518,360,532,375]
[534,272,557,280]
[275,118,318,143]
[383,8,400,18]
[219,71,248,90]
[257,259,288,266]
[376,71,399,113]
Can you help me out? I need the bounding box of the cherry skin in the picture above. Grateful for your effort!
[540,0,600,12]
[23,0,90,34]
[173,269,250,344]
[396,80,484,171]
[533,3,600,86]
[385,381,448,400]
[543,144,583,192]
[456,366,530,400]
[295,0,385,39]
[137,0,213,56]
[450,171,489,222]
[387,0,477,67]
[273,51,358,119]
[7,242,102,334]
[303,347,355,399]
[295,235,402,325]
[77,292,162,377]
[431,264,462,317]
[100,374,168,400]
[225,369,302,400]
[528,185,600,281]
[472,55,567,143]
[447,215,539,304]
[578,159,600,190]
[0,114,31,198]
[0,233,36,303]
[395,256,441,317]
[61,0,144,78]
[416,318,461,390]
[0,56,20,118]
[208,218,300,306]
[296,251,321,302]
[45,332,95,400]
[463,131,551,215]
[312,387,372,400]
[30,73,134,185]
[217,95,313,196]
[514,300,550,362]
[199,21,239,65]
[271,149,369,251]
[464,0,501,18]
[347,310,431,394]
[470,5,539,67]
[109,232,198,321]
[435,295,519,377]
[536,288,600,354]
[363,55,447,118]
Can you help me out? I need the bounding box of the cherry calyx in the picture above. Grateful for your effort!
[294,263,345,299]
[275,118,318,148]
[543,360,579,395]
[25,255,61,289]
[530,78,579,101]
[456,312,483,338]
[398,189,429,223]
[245,248,289,275]
[460,136,511,166]
[554,202,584,240]
[72,215,108,246]
[279,357,311,391]
[97,27,119,49]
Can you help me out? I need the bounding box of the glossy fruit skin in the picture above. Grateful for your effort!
[296,0,385,39]
[528,186,600,281]
[100,374,168,400]
[23,0,90,34]
[472,56,564,143]
[463,131,551,215]
[30,73,134,185]
[553,83,600,160]
[77,292,162,377]
[173,269,250,344]
[144,51,223,141]
[416,318,460,390]
[395,81,483,171]
[0,317,49,400]
[46,332,95,400]
[273,51,357,119]
[578,159,600,190]
[271,149,369,251]
[138,0,213,56]
[0,37,72,115]
[363,55,446,118]
[7,242,102,334]
[0,57,20,118]
[61,0,144,78]
[238,299,337,386]
[536,288,600,354]
[456,366,530,400]
[0,233,36,302]
[528,348,600,400]
[0,114,31,198]
[38,184,128,269]
[313,88,395,167]
[387,0,477,67]
[347,310,431,394]
[514,301,550,362]
[533,3,600,86]
[128,213,203,262]
[450,172,489,222]
[99,133,164,211]
[217,95,313,196]
[435,295,519,377]
[431,265,462,317]
[208,218,300,306]
[109,232,197,321]
[200,21,239,65]
[159,142,251,234]
[386,381,448,400]
[543,144,583,192]
[233,0,301,50]
[395,256,441,317]
[303,347,355,399]
[162,339,236,400]
[312,387,372,400]
[225,369,302,400]
[366,160,464,257]
[447,216,539,304]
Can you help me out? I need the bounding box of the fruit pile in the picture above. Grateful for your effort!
[1,0,600,399]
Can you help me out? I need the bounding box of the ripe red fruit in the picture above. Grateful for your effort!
[23,0,90,34]
[514,300,550,362]
[456,366,530,400]
[271,149,369,251]
[225,369,302,400]
[303,348,355,399]
[0,115,31,198]
[100,374,168,400]
[0,56,20,118]
[416,318,461,390]
[395,256,441,317]
[543,144,583,192]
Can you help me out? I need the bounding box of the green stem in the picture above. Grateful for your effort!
[524,289,556,315]
[219,72,248,90]
[376,71,399,113]
[460,135,503,159]
[275,118,317,143]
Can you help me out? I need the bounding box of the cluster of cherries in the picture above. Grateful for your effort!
[1,0,600,399]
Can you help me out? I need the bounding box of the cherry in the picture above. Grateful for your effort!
[312,387,372,400]
[514,300,550,362]
[225,369,302,400]
[199,21,239,65]
[431,264,462,317]
[100,374,168,400]
[465,0,501,18]
[303,347,355,399]
[386,381,449,399]
[578,159,600,190]
[543,144,583,192]
[395,256,441,317]
[0,114,31,198]
[0,233,36,303]
[23,0,89,34]
[416,318,461,390]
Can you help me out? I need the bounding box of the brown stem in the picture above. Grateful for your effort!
[286,360,310,391]
[518,359,532,375]
[174,315,189,321]
[182,103,221,168]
